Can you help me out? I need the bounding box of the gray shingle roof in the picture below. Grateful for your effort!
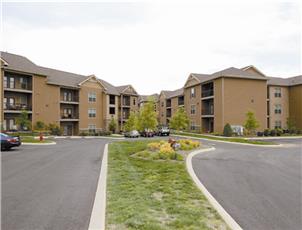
[161,88,184,99]
[98,79,120,95]
[268,75,302,86]
[1,51,46,76]
[138,93,159,103]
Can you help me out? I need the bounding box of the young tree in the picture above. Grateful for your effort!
[286,117,296,132]
[108,117,117,133]
[244,111,259,135]
[124,112,138,132]
[137,98,158,131]
[16,110,32,131]
[169,107,189,131]
[223,123,233,137]
[34,121,46,131]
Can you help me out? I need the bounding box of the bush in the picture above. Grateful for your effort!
[223,123,233,137]
[296,130,301,135]
[257,131,264,137]
[276,128,283,136]
[99,130,112,136]
[47,123,62,136]
[179,139,200,150]
[264,129,270,136]
[80,132,88,136]
[270,129,276,136]
[147,142,161,151]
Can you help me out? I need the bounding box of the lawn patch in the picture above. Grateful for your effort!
[106,141,228,230]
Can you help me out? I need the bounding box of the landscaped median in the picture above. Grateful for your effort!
[21,136,56,145]
[106,140,228,229]
[172,131,277,146]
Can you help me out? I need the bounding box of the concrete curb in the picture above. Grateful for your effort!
[186,147,243,230]
[246,136,302,140]
[22,142,56,145]
[88,144,108,230]
[172,134,282,147]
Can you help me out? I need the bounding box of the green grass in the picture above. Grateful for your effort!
[106,141,228,230]
[20,136,54,143]
[172,132,276,145]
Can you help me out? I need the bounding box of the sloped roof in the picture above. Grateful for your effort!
[116,84,138,95]
[268,75,302,86]
[39,66,88,88]
[1,51,46,76]
[166,88,184,99]
[138,93,159,103]
[98,79,120,95]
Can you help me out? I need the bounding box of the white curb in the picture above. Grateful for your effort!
[88,144,108,230]
[172,134,282,147]
[22,142,56,145]
[246,136,302,140]
[186,147,243,230]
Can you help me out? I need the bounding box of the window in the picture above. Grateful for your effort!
[133,98,136,105]
[275,120,282,129]
[190,105,196,114]
[274,88,281,97]
[9,119,15,130]
[4,76,7,88]
[88,92,96,102]
[109,107,115,115]
[190,121,196,130]
[109,95,115,105]
[9,77,15,88]
[3,97,7,109]
[9,98,15,107]
[190,87,195,98]
[63,92,72,101]
[274,104,282,114]
[88,124,96,133]
[88,108,96,118]
[63,108,72,118]
[20,77,27,89]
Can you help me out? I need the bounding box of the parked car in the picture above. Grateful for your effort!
[124,130,140,138]
[1,133,21,151]
[156,126,170,136]
[140,129,155,137]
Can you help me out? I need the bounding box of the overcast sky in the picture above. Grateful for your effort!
[1,1,301,94]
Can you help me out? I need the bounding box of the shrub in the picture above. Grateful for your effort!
[47,123,62,136]
[179,139,200,150]
[147,142,161,151]
[257,131,264,137]
[34,121,46,131]
[99,130,112,136]
[159,143,175,159]
[296,130,301,135]
[223,123,233,137]
[270,129,276,136]
[264,129,270,136]
[80,132,88,136]
[276,128,283,136]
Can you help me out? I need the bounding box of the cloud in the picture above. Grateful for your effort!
[1,1,301,94]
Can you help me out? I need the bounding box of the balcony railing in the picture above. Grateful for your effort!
[61,113,79,119]
[166,100,171,107]
[60,96,79,103]
[202,107,214,115]
[201,89,214,98]
[4,103,32,111]
[4,84,32,91]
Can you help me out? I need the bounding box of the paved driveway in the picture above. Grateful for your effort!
[192,138,302,230]
[2,139,110,230]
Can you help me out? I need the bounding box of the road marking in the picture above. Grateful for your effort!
[88,144,108,230]
[186,147,243,230]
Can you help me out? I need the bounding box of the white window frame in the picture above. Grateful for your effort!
[88,124,96,133]
[190,105,196,115]
[275,120,282,129]
[88,108,96,118]
[274,87,281,97]
[274,104,282,114]
[88,92,97,102]
[190,87,196,98]
[9,77,15,89]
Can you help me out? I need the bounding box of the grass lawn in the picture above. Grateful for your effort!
[20,136,54,143]
[172,132,276,145]
[106,141,228,230]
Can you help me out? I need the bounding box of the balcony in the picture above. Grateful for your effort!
[60,113,79,121]
[166,108,172,118]
[4,103,32,113]
[122,96,131,106]
[166,99,171,108]
[4,84,32,93]
[178,96,184,106]
[60,96,79,104]
[202,99,214,117]
[202,108,214,116]
[201,82,214,99]
[60,89,79,104]
[201,89,214,98]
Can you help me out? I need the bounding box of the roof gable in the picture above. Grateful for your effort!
[241,65,266,77]
[184,74,201,88]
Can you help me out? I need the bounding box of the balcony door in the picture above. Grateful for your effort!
[63,124,73,136]
[63,108,72,118]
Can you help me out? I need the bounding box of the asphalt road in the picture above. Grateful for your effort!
[2,139,110,230]
[192,138,302,230]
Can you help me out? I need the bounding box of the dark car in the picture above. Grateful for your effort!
[1,133,21,151]
[156,126,170,136]
[124,130,140,138]
[140,129,155,137]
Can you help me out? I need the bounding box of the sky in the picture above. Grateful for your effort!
[1,0,301,95]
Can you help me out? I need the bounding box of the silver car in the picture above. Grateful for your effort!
[124,130,140,138]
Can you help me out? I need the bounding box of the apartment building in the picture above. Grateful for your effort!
[0,52,139,135]
[158,88,184,126]
[267,75,302,130]
[138,93,159,108]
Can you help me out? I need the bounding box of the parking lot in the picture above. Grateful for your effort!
[192,138,302,230]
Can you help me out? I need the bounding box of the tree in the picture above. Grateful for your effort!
[286,117,296,132]
[223,123,233,137]
[244,111,259,135]
[34,121,46,131]
[169,107,189,131]
[108,117,117,133]
[16,110,31,131]
[124,112,138,132]
[137,98,158,131]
